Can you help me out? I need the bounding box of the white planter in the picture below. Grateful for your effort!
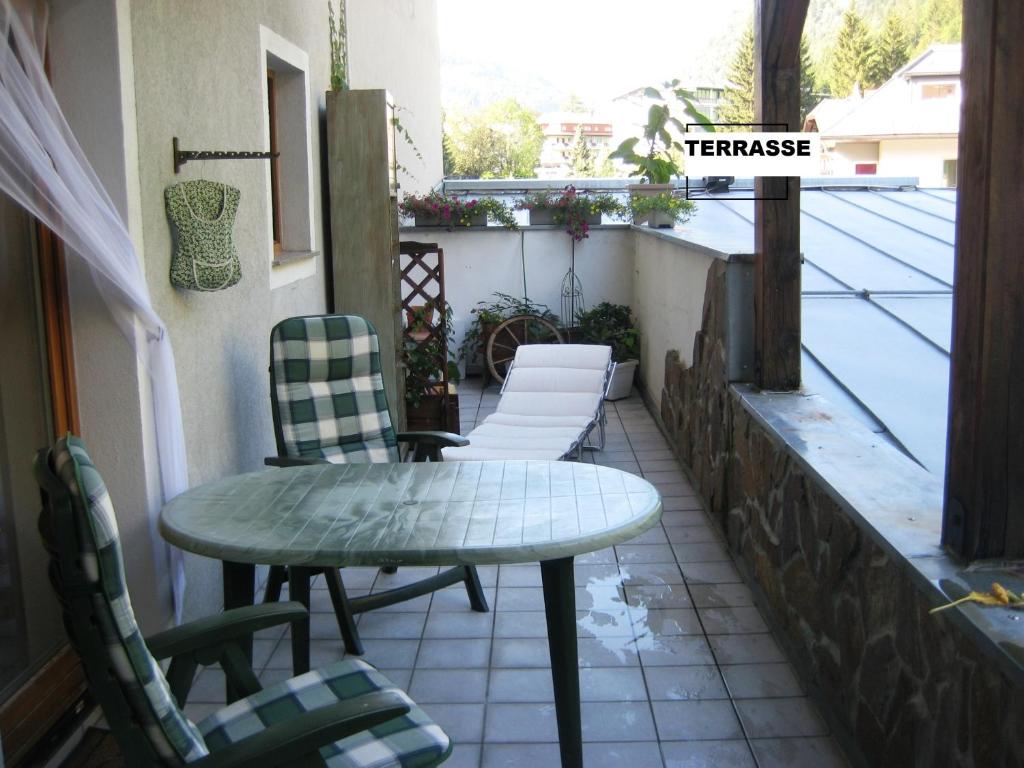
[605,359,638,401]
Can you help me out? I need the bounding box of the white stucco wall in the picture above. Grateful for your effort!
[632,232,720,404]
[824,141,879,176]
[404,228,635,361]
[348,0,443,193]
[879,137,958,187]
[44,0,443,628]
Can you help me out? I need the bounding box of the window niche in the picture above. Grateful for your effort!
[260,27,316,286]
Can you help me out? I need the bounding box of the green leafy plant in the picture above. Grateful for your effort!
[458,293,559,364]
[328,0,348,91]
[404,301,460,408]
[516,185,626,241]
[628,193,696,226]
[577,302,639,362]
[399,192,518,230]
[609,81,713,183]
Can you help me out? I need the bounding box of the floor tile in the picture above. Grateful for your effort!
[423,609,494,639]
[577,637,640,667]
[720,663,803,698]
[662,496,706,512]
[498,564,542,587]
[432,585,497,612]
[485,703,560,742]
[355,611,427,639]
[616,544,677,564]
[749,736,849,768]
[488,668,554,702]
[689,583,756,608]
[708,634,787,665]
[624,584,693,609]
[651,700,745,741]
[636,634,714,666]
[619,563,685,586]
[631,608,703,637]
[698,606,769,634]
[579,666,648,701]
[735,698,828,738]
[444,743,482,768]
[638,459,683,473]
[492,638,551,668]
[663,524,721,544]
[681,562,744,584]
[497,587,546,611]
[671,542,733,563]
[409,668,488,703]
[661,739,756,767]
[624,526,670,545]
[575,585,627,610]
[577,608,635,638]
[574,563,621,583]
[582,701,657,741]
[428,702,486,742]
[493,610,549,638]
[643,665,728,701]
[661,509,712,526]
[417,638,491,669]
[583,742,665,768]
[373,566,440,588]
[481,742,561,767]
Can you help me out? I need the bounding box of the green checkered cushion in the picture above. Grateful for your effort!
[271,315,399,464]
[53,436,208,765]
[200,658,451,767]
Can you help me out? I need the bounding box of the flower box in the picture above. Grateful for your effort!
[528,209,601,227]
[406,383,460,432]
[414,212,486,228]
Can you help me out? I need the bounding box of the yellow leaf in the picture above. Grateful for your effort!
[991,583,1011,605]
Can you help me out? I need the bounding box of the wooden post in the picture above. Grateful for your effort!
[943,1,1024,560]
[753,0,808,391]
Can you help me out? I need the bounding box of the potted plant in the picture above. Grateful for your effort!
[577,302,640,401]
[399,192,517,230]
[459,292,559,376]
[628,193,696,229]
[404,302,461,431]
[515,185,626,241]
[609,82,711,224]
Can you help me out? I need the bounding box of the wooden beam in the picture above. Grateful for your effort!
[753,0,808,391]
[943,0,1024,559]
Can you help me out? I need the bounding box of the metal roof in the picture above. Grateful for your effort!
[687,184,955,477]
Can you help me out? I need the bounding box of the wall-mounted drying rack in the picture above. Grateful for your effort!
[173,136,279,174]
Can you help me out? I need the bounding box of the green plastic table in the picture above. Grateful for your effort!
[161,460,661,768]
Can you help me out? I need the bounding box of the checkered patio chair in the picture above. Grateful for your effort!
[35,435,452,768]
[265,315,486,656]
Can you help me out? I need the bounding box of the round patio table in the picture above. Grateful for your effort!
[161,460,662,768]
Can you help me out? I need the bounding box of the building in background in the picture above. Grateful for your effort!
[805,44,960,187]
[536,112,613,178]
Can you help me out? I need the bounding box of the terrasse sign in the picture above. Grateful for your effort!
[683,132,821,178]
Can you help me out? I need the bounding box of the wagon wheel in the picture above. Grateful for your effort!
[486,314,564,383]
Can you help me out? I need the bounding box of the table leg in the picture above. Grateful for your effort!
[540,557,582,768]
[288,566,312,675]
[222,561,254,703]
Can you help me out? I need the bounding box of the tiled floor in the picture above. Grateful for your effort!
[182,378,850,768]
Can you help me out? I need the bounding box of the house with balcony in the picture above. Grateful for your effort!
[804,44,961,186]
[1,2,1022,768]
[536,112,614,178]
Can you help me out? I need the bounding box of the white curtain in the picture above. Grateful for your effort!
[0,0,187,619]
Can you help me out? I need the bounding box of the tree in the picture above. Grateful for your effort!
[445,99,543,179]
[799,36,821,125]
[871,10,911,85]
[828,6,878,97]
[912,0,961,53]
[718,25,820,129]
[569,124,595,177]
[717,24,754,129]
[562,92,586,113]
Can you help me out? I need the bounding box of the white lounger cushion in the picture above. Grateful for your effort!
[502,367,607,394]
[495,392,603,418]
[512,344,611,370]
[442,343,612,462]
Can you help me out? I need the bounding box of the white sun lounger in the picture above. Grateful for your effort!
[441,344,613,462]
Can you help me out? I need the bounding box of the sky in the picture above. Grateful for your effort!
[437,0,752,109]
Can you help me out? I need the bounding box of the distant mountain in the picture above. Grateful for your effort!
[442,57,567,113]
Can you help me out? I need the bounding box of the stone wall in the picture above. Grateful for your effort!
[659,262,1024,767]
